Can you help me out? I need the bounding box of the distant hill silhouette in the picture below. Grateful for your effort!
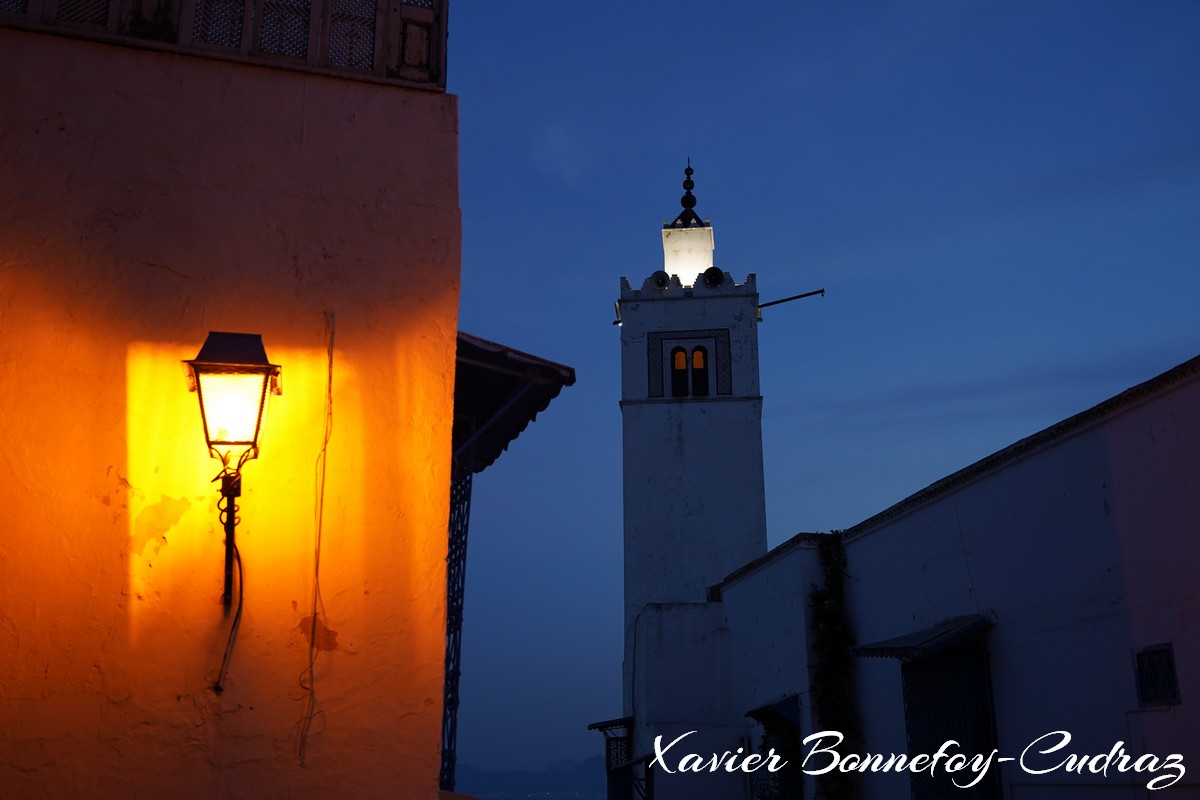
[455,754,606,799]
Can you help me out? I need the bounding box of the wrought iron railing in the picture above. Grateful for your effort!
[0,0,447,88]
[589,717,654,800]
[440,456,473,791]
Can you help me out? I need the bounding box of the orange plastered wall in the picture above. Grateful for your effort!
[0,27,460,799]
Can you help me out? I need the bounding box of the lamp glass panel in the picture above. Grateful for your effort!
[198,371,268,445]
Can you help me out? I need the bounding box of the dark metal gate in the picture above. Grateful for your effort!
[901,643,1000,799]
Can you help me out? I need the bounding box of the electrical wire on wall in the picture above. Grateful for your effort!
[297,311,334,765]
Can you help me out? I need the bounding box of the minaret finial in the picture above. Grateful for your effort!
[666,160,706,229]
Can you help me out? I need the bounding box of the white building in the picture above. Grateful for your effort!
[593,171,1199,800]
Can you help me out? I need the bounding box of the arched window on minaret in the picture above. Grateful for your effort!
[671,347,689,397]
[691,346,709,397]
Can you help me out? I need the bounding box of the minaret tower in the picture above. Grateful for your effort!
[619,165,769,705]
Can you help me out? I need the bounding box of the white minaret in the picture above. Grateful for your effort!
[619,165,769,710]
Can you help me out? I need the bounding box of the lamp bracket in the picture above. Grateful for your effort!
[215,470,242,498]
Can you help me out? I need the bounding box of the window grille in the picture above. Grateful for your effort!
[192,0,243,47]
[326,0,374,71]
[1136,644,1181,707]
[1,0,446,88]
[54,0,110,26]
[258,0,311,58]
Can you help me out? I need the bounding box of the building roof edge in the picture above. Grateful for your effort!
[843,352,1200,543]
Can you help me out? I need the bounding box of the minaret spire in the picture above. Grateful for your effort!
[661,161,715,279]
[666,159,707,229]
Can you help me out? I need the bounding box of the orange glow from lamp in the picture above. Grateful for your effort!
[184,332,281,610]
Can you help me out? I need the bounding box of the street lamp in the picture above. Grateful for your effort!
[184,331,281,607]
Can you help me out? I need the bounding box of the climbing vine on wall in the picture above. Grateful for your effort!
[808,530,862,799]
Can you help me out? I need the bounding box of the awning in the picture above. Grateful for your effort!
[746,694,802,729]
[453,332,576,473]
[852,614,993,661]
[587,716,633,733]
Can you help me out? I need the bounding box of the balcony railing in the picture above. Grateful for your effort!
[0,0,447,88]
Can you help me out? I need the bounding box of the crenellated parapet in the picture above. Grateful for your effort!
[621,269,757,299]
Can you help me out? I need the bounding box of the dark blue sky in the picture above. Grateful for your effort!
[448,0,1200,772]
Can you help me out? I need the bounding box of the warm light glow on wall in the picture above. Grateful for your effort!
[389,337,454,660]
[120,331,451,779]
[1,26,462,791]
[124,342,213,647]
[124,342,364,647]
